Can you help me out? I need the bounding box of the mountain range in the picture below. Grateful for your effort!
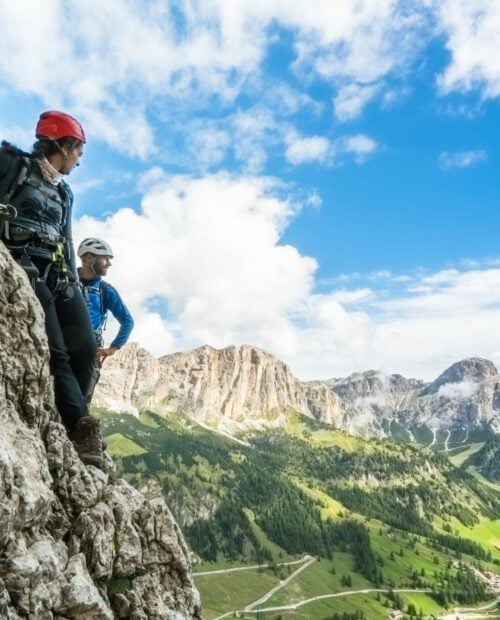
[94,343,500,442]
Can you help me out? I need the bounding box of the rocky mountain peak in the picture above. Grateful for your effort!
[330,370,424,403]
[0,242,202,619]
[420,357,498,396]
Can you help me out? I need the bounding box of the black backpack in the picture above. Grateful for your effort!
[0,142,30,200]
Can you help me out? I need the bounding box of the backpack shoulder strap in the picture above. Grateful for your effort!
[99,280,110,315]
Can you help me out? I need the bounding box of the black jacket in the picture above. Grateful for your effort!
[0,141,76,274]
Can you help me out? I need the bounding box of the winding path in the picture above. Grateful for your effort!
[242,588,433,614]
[194,555,311,577]
[209,567,499,620]
[244,555,315,610]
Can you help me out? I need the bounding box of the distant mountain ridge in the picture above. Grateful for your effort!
[94,344,500,439]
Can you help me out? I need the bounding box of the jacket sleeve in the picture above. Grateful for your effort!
[103,284,134,349]
[61,183,77,278]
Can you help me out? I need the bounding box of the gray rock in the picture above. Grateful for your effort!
[94,342,344,430]
[420,357,497,395]
[0,242,203,618]
[94,337,500,438]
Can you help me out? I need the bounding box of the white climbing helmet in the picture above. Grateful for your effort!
[77,237,114,258]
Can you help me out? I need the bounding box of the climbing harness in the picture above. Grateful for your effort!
[51,241,74,299]
[0,202,17,220]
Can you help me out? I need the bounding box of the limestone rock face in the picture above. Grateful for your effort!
[328,371,426,437]
[329,361,500,435]
[420,358,498,395]
[0,243,202,619]
[413,358,500,431]
[95,341,500,437]
[330,371,424,403]
[94,344,344,431]
[302,381,344,426]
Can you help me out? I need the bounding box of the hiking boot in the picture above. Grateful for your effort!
[69,416,105,469]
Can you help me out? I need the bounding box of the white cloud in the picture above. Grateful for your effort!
[329,289,374,304]
[74,170,500,383]
[75,172,316,356]
[231,108,279,173]
[184,123,232,170]
[0,123,33,148]
[3,2,500,385]
[378,268,500,316]
[1,0,497,161]
[285,135,330,165]
[438,149,487,169]
[436,0,500,99]
[341,134,378,162]
[437,380,479,400]
[136,167,169,193]
[263,83,323,116]
[333,83,380,121]
[0,0,433,157]
[70,178,105,194]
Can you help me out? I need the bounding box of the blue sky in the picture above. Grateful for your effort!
[1,0,500,380]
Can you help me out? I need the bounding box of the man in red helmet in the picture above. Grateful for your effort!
[0,111,105,469]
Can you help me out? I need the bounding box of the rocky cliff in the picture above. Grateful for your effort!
[330,359,500,436]
[0,243,202,619]
[94,342,500,438]
[94,343,344,432]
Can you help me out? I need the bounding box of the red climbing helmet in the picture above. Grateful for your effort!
[35,110,86,143]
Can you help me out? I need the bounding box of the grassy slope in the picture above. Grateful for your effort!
[451,516,500,556]
[447,442,485,467]
[94,407,500,618]
[106,432,147,457]
[467,466,500,492]
[278,591,444,619]
[260,556,371,607]
[194,569,280,619]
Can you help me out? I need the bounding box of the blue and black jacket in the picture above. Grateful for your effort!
[79,275,134,348]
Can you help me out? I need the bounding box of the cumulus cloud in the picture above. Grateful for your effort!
[0,0,436,157]
[437,380,479,400]
[341,134,378,163]
[74,172,500,382]
[285,134,330,165]
[0,0,497,161]
[74,172,316,354]
[333,83,380,122]
[3,1,500,384]
[329,289,374,304]
[436,0,500,99]
[438,149,487,169]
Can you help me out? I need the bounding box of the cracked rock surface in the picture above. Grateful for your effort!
[0,243,203,619]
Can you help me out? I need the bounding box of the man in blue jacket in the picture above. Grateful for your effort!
[77,237,134,402]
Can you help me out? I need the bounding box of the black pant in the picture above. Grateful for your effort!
[34,275,96,433]
[86,362,101,405]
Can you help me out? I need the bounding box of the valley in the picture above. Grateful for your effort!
[91,346,500,618]
[95,408,500,619]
